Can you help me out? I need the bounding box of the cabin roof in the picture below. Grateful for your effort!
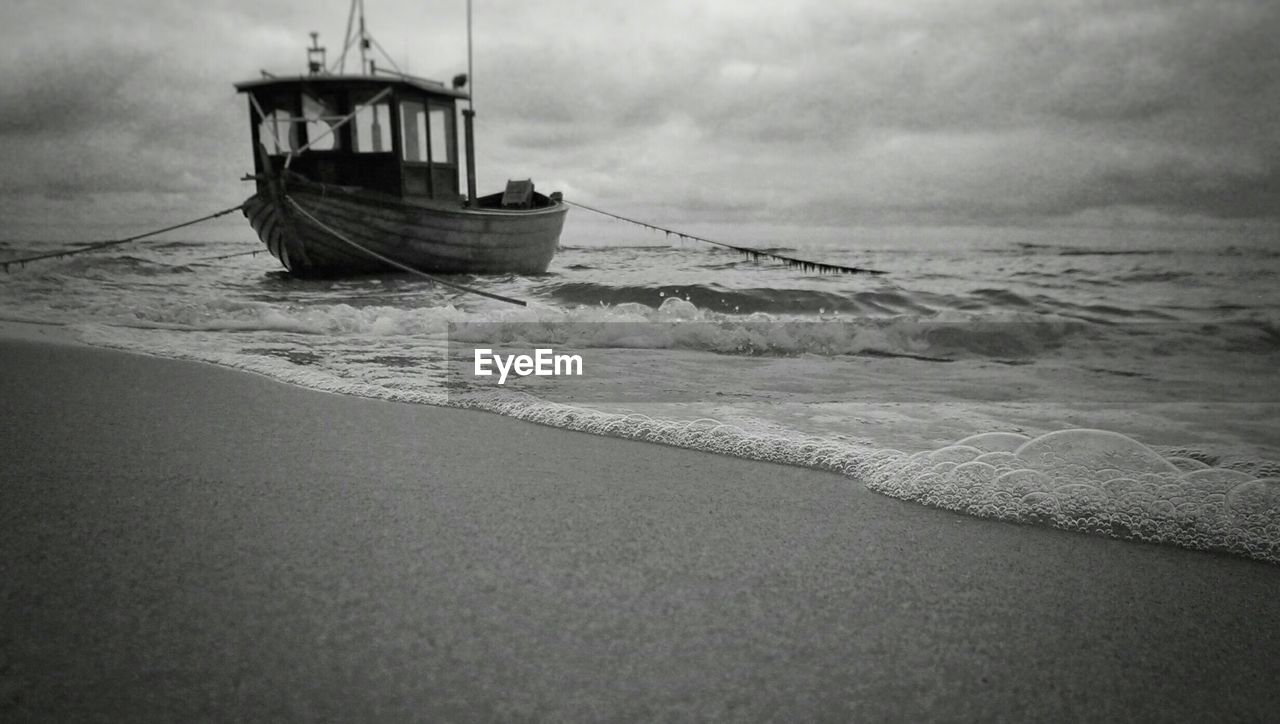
[234,74,469,100]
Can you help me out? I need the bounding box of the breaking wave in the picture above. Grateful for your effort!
[69,322,1280,566]
[39,293,1276,369]
[7,232,1279,567]
[539,281,932,316]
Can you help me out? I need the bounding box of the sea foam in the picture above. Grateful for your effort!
[864,429,1280,564]
[66,304,1280,566]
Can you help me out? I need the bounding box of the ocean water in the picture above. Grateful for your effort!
[2,217,1278,563]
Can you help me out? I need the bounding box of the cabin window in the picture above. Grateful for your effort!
[428,104,453,164]
[400,101,428,162]
[401,101,453,164]
[254,109,296,156]
[301,93,341,151]
[352,94,393,153]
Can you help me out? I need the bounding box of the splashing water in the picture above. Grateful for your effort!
[1,229,1278,564]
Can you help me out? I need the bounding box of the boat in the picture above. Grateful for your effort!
[235,2,567,277]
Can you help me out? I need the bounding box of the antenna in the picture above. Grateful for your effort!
[467,0,474,109]
[462,0,478,204]
[358,0,369,74]
[307,32,326,74]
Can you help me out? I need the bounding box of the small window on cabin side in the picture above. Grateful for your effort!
[352,94,393,153]
[301,93,341,151]
[401,101,428,162]
[429,105,453,164]
[257,100,298,155]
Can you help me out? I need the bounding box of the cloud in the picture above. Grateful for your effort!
[472,0,1279,226]
[1,0,1276,237]
[0,50,144,137]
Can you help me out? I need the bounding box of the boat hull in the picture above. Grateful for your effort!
[242,181,567,276]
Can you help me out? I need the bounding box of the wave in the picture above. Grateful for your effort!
[1114,271,1193,283]
[62,322,1280,565]
[40,254,198,278]
[1058,248,1174,257]
[540,281,934,316]
[442,298,1096,360]
[39,287,1275,368]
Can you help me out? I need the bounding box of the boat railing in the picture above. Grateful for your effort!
[369,65,446,88]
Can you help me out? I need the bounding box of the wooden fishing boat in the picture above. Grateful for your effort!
[235,5,566,277]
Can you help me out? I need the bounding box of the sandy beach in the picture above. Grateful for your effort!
[2,335,1279,721]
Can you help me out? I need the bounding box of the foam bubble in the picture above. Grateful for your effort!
[863,428,1280,564]
[973,451,1020,467]
[1180,467,1255,494]
[656,297,701,320]
[1015,429,1181,477]
[995,469,1054,497]
[955,432,1031,452]
[1228,479,1280,516]
[928,445,983,464]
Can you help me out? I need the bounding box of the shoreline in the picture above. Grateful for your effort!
[2,336,1278,719]
[0,318,82,346]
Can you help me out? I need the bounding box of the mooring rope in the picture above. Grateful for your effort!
[564,199,886,276]
[284,195,529,307]
[0,204,246,272]
[197,249,265,261]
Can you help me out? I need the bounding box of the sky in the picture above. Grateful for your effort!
[1,0,1277,242]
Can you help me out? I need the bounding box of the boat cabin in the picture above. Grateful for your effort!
[235,75,470,202]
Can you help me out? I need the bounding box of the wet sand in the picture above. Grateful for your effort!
[2,337,1278,720]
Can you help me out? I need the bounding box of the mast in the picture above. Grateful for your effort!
[467,0,474,103]
[358,0,369,74]
[463,0,478,204]
[337,0,356,72]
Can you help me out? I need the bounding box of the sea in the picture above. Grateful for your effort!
[2,211,1278,563]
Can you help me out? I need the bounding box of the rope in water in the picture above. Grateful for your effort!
[0,196,883,284]
[563,199,886,276]
[0,204,246,272]
[198,249,264,261]
[284,195,529,307]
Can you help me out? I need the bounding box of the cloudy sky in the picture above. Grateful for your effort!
[1,0,1276,242]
